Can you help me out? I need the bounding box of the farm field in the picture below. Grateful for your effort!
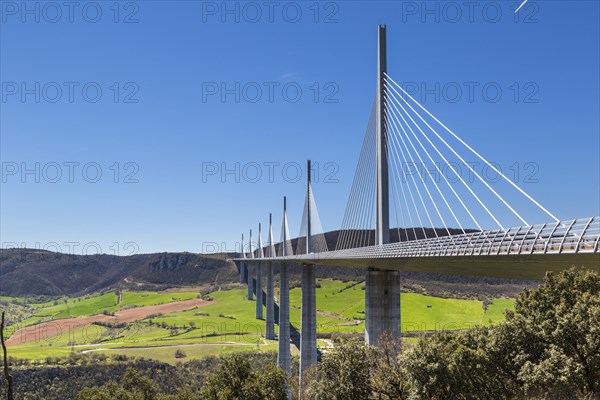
[3,280,515,364]
[3,290,201,337]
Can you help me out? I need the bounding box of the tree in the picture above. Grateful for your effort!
[122,368,159,400]
[158,388,198,400]
[1,311,14,400]
[77,381,142,400]
[200,353,287,400]
[403,328,518,400]
[401,267,599,400]
[200,354,255,400]
[244,364,288,400]
[506,267,600,398]
[77,369,159,400]
[370,333,411,400]
[305,338,376,400]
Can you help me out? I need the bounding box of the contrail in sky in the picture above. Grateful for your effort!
[515,0,529,13]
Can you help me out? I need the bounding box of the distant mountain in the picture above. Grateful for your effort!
[0,249,236,297]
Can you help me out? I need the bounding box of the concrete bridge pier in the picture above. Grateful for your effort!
[266,262,275,339]
[255,262,263,319]
[278,262,291,374]
[300,160,317,390]
[239,261,246,284]
[365,268,400,346]
[247,230,254,300]
[278,196,292,376]
[246,264,254,300]
[299,263,317,387]
[239,233,246,284]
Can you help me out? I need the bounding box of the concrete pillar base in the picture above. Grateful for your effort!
[247,264,253,301]
[255,262,263,320]
[365,268,400,346]
[278,263,291,374]
[239,261,246,284]
[266,263,275,340]
[299,264,317,387]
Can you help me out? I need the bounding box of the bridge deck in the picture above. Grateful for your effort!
[236,217,600,280]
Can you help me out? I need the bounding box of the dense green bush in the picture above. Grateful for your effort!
[305,267,599,400]
[200,353,287,400]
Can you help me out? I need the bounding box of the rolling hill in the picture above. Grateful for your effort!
[0,249,236,297]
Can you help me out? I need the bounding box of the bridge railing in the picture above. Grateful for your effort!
[404,217,598,257]
[240,217,599,262]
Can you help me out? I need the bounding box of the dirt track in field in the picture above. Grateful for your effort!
[7,298,213,346]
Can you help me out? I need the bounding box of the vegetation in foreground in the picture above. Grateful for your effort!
[0,267,596,400]
[304,267,599,400]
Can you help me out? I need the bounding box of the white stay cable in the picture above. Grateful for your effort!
[357,122,377,247]
[386,83,500,231]
[385,107,437,237]
[386,96,450,236]
[386,89,481,232]
[348,116,376,249]
[386,73,559,224]
[387,138,410,241]
[387,119,418,240]
[385,76,525,227]
[386,92,461,235]
[338,99,376,249]
[385,112,428,239]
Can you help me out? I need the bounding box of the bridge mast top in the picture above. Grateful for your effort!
[249,229,253,259]
[376,24,390,245]
[307,160,312,254]
[283,196,288,257]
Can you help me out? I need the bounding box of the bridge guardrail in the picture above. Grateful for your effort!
[234,217,600,262]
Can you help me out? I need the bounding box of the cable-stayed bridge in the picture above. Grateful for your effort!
[230,26,600,386]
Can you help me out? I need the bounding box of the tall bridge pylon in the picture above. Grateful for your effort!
[366,24,401,347]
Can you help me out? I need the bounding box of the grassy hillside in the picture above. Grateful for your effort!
[3,290,202,336]
[35,292,119,319]
[119,291,198,308]
[3,280,515,363]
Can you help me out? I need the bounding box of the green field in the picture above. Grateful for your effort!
[118,291,198,308]
[3,290,200,336]
[10,290,200,323]
[3,280,515,363]
[35,292,118,319]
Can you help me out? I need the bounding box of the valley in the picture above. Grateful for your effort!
[3,279,514,364]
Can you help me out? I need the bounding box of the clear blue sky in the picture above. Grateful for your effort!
[1,1,598,255]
